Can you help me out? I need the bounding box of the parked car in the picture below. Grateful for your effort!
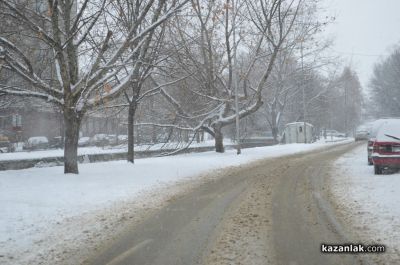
[25,136,49,150]
[367,118,400,165]
[117,135,128,143]
[49,136,63,149]
[371,119,400,174]
[78,137,91,147]
[355,126,369,141]
[325,129,346,138]
[90,134,109,146]
[107,135,118,145]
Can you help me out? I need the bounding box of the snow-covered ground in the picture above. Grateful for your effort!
[331,144,400,263]
[0,137,348,162]
[0,139,351,265]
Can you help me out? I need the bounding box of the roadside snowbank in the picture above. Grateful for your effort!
[331,144,400,263]
[0,140,227,161]
[0,137,348,162]
[0,139,351,264]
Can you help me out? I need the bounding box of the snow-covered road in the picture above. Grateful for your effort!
[0,139,351,265]
[331,144,400,264]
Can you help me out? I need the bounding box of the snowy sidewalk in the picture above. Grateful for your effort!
[331,144,400,263]
[0,139,351,265]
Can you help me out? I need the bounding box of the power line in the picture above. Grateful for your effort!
[331,49,386,57]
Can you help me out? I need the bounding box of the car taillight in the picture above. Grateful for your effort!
[373,143,390,153]
[368,139,376,147]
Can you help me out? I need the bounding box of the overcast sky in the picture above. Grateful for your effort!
[323,0,400,91]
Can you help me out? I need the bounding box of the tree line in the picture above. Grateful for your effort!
[369,46,400,118]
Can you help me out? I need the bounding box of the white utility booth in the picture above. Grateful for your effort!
[283,122,314,144]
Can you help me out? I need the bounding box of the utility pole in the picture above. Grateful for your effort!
[301,38,307,143]
[232,0,241,154]
[344,79,348,136]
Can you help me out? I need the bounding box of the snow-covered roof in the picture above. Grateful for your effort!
[376,120,400,142]
[27,136,49,144]
[356,126,368,132]
[370,118,400,138]
[285,122,313,127]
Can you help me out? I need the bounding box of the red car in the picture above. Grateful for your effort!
[368,118,400,165]
[372,120,400,174]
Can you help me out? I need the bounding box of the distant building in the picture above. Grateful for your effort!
[0,98,127,142]
[0,98,62,141]
[0,1,82,142]
[282,122,314,144]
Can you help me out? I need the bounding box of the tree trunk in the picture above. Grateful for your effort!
[59,112,65,149]
[183,130,189,142]
[196,131,200,143]
[64,111,81,174]
[135,114,140,145]
[127,103,136,163]
[272,126,279,143]
[214,126,224,153]
[152,125,157,143]
[270,109,279,143]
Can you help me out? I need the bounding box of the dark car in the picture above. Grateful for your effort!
[372,120,400,174]
[49,136,63,149]
[355,126,369,141]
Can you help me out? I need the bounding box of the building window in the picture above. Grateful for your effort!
[35,0,46,13]
[12,114,22,127]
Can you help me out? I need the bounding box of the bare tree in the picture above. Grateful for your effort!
[0,0,188,173]
[331,66,363,133]
[150,0,306,152]
[369,47,400,118]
